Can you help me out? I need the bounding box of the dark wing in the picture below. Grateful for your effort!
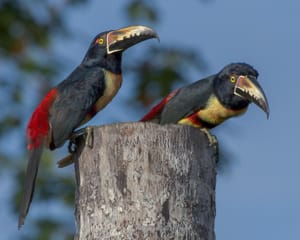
[159,76,215,124]
[49,66,105,148]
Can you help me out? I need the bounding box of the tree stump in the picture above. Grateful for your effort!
[74,122,217,240]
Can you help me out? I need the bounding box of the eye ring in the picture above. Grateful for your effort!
[230,75,236,83]
[97,38,104,45]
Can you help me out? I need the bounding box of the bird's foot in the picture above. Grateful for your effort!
[57,127,94,168]
[84,126,94,148]
[200,128,218,147]
[68,126,94,153]
[199,128,219,163]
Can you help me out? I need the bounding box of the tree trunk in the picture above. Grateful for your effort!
[73,122,217,240]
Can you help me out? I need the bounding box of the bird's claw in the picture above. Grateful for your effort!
[84,126,94,148]
[68,141,77,153]
[68,126,94,154]
[200,128,218,147]
[58,127,94,168]
[199,128,219,162]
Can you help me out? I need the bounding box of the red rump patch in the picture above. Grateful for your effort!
[27,88,58,150]
[186,112,203,128]
[140,89,180,121]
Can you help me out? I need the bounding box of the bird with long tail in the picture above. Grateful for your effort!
[19,25,158,229]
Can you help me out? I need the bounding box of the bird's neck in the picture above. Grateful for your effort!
[82,53,122,74]
[103,53,122,74]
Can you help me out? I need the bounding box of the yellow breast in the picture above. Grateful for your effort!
[80,70,122,125]
[93,69,122,112]
[178,95,247,127]
[197,95,247,125]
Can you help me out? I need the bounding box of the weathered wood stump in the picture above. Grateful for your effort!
[74,122,217,240]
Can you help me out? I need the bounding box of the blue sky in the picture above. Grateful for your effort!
[4,0,300,239]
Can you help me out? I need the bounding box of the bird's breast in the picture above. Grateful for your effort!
[93,69,122,112]
[178,95,247,128]
[198,95,247,125]
[80,70,122,125]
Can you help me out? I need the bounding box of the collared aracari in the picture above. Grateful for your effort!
[19,25,158,228]
[141,63,269,136]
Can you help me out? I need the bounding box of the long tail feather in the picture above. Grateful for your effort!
[18,147,43,229]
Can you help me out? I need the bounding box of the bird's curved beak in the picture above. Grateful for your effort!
[106,25,159,54]
[234,75,270,118]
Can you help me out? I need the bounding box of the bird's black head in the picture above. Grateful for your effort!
[82,25,159,73]
[213,63,269,117]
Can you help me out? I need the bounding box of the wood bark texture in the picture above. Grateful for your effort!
[74,122,217,240]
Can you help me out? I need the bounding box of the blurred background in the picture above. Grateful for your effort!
[0,0,299,239]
